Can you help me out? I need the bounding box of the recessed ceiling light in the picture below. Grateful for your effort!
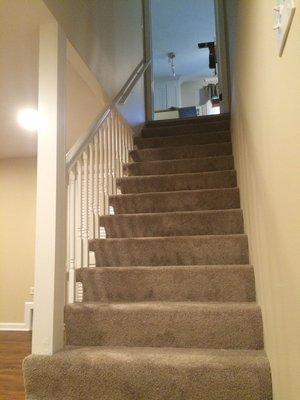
[17,108,39,132]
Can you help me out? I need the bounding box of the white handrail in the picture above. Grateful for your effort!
[66,59,151,170]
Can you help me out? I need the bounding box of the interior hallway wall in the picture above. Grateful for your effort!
[43,0,145,129]
[0,158,36,323]
[231,1,300,399]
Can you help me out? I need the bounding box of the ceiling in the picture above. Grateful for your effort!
[0,0,54,159]
[151,0,216,80]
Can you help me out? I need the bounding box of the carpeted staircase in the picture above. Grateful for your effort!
[23,115,272,399]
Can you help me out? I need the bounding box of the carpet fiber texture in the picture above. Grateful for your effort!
[23,115,272,399]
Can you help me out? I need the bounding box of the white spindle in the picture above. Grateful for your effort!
[82,151,89,267]
[103,123,110,215]
[68,168,76,303]
[75,160,83,268]
[94,135,99,239]
[66,109,134,302]
[98,127,105,216]
[88,143,94,239]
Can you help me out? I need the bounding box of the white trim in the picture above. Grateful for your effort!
[0,323,28,331]
[0,301,34,331]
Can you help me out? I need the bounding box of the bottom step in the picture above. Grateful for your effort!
[24,346,272,400]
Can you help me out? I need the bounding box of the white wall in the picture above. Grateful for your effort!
[180,79,206,107]
[43,0,145,129]
[154,78,181,111]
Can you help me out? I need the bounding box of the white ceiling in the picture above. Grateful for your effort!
[0,0,54,159]
[151,0,216,80]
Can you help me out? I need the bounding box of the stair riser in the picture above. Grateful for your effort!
[118,170,237,194]
[134,131,230,149]
[110,188,240,214]
[90,235,249,267]
[77,266,255,303]
[142,120,230,138]
[65,304,263,349]
[124,156,234,176]
[130,142,232,162]
[99,210,244,238]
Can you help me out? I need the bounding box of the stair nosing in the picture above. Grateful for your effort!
[130,141,232,154]
[99,208,242,219]
[110,187,239,199]
[124,154,234,167]
[77,264,253,272]
[90,233,247,243]
[117,169,236,182]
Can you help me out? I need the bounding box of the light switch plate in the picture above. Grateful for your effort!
[274,0,296,56]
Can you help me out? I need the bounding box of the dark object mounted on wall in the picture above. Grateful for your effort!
[198,41,216,70]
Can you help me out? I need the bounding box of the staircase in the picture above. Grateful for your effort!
[24,115,272,399]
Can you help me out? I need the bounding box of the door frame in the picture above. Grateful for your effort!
[214,0,230,113]
[142,0,231,120]
[142,0,154,121]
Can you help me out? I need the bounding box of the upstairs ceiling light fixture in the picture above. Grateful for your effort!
[167,52,176,78]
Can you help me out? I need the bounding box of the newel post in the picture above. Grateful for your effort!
[32,22,67,355]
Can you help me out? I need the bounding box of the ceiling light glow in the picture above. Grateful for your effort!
[17,108,39,132]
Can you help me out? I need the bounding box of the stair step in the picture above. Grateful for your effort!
[117,170,237,194]
[145,112,230,128]
[130,142,232,161]
[134,131,230,149]
[142,119,230,138]
[65,301,263,349]
[99,209,244,238]
[110,187,240,214]
[124,155,234,176]
[89,234,249,267]
[77,265,255,303]
[23,347,272,400]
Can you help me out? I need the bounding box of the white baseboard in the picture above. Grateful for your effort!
[0,301,34,331]
[0,322,29,331]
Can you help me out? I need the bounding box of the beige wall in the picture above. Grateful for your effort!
[0,158,36,323]
[43,0,143,99]
[0,47,107,324]
[231,1,300,399]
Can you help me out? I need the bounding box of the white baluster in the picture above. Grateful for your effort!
[116,113,122,179]
[75,160,83,268]
[94,135,99,239]
[107,116,113,198]
[88,143,94,240]
[82,151,89,268]
[68,168,76,303]
[103,121,110,215]
[98,127,105,216]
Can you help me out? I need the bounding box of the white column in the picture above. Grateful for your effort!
[32,22,67,355]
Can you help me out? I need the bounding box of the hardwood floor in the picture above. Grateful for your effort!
[0,331,31,400]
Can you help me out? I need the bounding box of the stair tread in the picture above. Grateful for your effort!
[78,264,253,271]
[118,169,235,182]
[91,233,247,242]
[130,142,232,161]
[125,154,234,166]
[134,131,231,149]
[100,208,242,219]
[111,186,239,198]
[24,346,271,400]
[68,301,259,310]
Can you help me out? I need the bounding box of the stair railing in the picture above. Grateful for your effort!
[66,59,151,303]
